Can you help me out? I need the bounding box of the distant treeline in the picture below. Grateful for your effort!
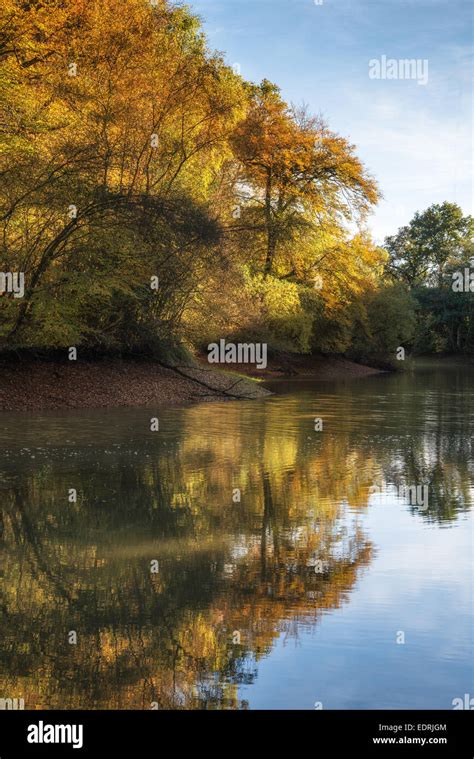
[1,0,472,364]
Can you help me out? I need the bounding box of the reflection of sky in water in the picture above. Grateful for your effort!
[241,499,473,710]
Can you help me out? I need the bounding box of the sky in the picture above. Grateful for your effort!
[188,0,473,242]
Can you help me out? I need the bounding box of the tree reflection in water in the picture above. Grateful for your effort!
[1,365,472,708]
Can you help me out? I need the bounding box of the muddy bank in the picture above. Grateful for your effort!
[0,357,270,412]
[0,353,384,412]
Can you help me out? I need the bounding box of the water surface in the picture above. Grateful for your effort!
[1,360,473,709]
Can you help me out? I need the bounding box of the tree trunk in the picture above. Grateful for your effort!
[263,169,275,277]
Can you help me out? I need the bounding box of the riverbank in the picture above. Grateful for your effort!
[0,353,383,412]
[212,350,385,380]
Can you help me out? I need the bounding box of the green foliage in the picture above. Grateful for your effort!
[411,285,474,355]
[385,204,473,356]
[385,202,472,287]
[310,285,417,365]
[359,285,417,363]
[243,271,315,352]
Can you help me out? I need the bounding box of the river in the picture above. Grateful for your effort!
[1,359,473,709]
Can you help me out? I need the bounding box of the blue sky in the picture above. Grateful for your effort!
[189,0,472,242]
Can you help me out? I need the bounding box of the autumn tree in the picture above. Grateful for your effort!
[230,80,379,281]
[1,1,408,362]
[0,0,244,350]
